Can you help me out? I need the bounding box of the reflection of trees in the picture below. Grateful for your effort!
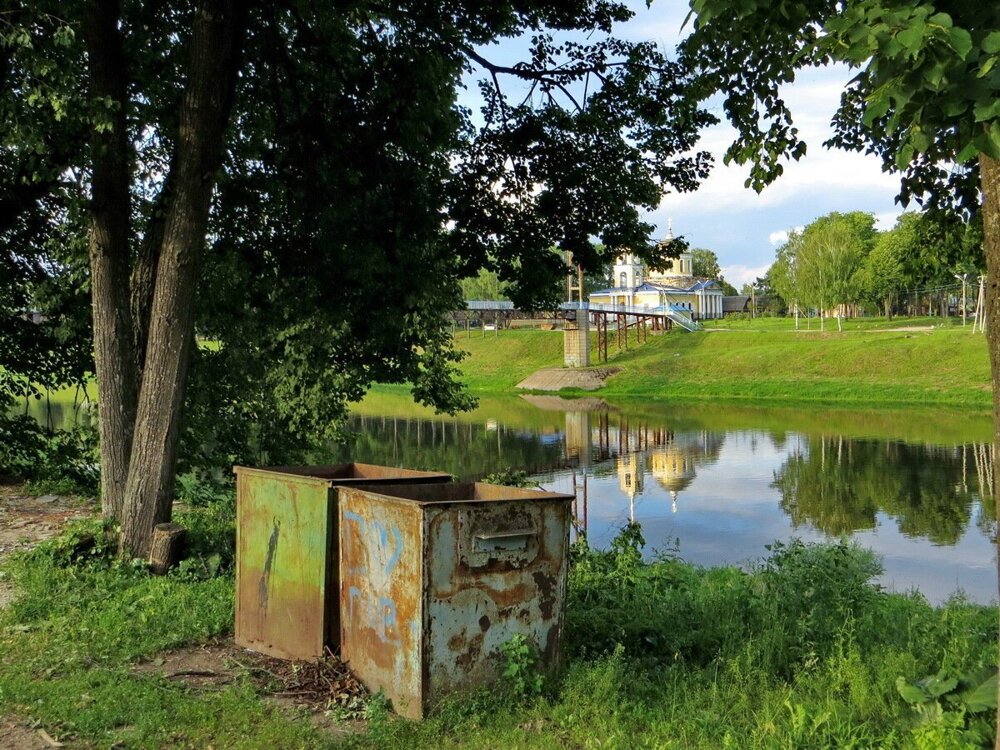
[773,436,988,544]
[315,415,567,480]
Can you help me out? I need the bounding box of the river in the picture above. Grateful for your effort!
[328,390,998,605]
[19,387,998,604]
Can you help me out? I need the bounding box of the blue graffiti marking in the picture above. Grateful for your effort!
[374,521,404,575]
[343,511,368,575]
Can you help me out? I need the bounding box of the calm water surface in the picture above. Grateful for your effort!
[330,392,998,605]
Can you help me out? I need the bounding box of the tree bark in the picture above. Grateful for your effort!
[131,169,176,390]
[148,523,187,575]
[83,0,137,521]
[977,153,1000,749]
[118,0,247,557]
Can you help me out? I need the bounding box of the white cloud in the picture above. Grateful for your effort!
[721,264,771,287]
[768,227,804,245]
[873,211,902,231]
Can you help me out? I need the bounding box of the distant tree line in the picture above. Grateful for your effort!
[757,210,983,328]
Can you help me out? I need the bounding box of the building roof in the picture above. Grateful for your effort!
[591,278,722,297]
[722,295,751,312]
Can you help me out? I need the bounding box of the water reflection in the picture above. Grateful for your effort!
[335,394,997,604]
[774,437,997,545]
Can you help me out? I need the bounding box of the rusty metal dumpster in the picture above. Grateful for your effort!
[234,464,451,660]
[338,482,574,719]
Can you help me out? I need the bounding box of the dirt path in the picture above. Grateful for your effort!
[0,485,95,607]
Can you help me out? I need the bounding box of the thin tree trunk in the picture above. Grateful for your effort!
[83,0,137,521]
[131,169,176,390]
[977,153,1000,750]
[119,0,247,557]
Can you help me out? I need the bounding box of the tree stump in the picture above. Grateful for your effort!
[148,523,187,575]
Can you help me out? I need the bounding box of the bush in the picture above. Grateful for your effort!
[0,415,99,494]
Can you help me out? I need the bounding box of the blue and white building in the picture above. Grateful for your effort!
[588,229,725,320]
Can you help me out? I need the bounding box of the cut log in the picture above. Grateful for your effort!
[148,523,187,575]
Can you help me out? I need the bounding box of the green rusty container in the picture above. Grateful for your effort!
[234,464,451,660]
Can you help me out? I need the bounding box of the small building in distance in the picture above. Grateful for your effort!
[588,226,725,320]
[722,295,751,316]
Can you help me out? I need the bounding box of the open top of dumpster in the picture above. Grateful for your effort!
[233,463,451,485]
[338,481,573,505]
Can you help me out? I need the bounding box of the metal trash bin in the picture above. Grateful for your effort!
[234,463,451,660]
[338,482,574,719]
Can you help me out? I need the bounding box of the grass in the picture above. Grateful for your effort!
[446,319,992,409]
[0,510,995,748]
[451,329,566,392]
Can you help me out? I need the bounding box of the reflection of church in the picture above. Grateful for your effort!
[617,452,644,520]
[651,444,697,512]
[615,430,723,512]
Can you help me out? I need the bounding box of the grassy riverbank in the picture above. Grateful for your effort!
[450,320,992,409]
[1,501,996,748]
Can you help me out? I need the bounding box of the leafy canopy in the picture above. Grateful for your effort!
[682,0,1000,213]
[1,1,715,463]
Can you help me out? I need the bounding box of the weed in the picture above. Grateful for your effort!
[481,468,538,487]
[500,634,544,698]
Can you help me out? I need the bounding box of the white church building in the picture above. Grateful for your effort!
[588,228,725,320]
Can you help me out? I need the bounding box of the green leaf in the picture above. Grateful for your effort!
[921,674,958,698]
[958,672,997,713]
[943,99,968,117]
[983,31,1000,54]
[897,22,925,53]
[973,99,1000,122]
[956,140,980,163]
[862,94,890,126]
[978,56,997,78]
[896,677,928,704]
[948,27,973,59]
[909,128,931,153]
[927,12,952,29]
[896,143,913,169]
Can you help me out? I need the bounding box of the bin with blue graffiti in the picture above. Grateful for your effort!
[338,481,573,719]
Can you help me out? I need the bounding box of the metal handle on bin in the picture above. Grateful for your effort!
[474,529,535,552]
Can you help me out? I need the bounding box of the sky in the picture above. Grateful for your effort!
[465,1,907,288]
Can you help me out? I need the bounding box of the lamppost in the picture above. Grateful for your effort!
[955,273,968,326]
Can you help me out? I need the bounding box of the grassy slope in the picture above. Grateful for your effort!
[445,323,992,409]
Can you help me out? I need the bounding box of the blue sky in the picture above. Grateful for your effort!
[464,1,906,287]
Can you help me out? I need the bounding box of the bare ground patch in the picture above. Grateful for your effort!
[131,638,368,738]
[0,485,96,610]
[0,714,66,749]
[517,367,621,391]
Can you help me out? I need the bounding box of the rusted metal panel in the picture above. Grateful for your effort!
[423,498,570,708]
[234,465,450,661]
[235,470,334,660]
[339,491,425,718]
[338,482,572,719]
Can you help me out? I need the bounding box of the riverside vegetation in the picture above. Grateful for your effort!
[0,478,996,748]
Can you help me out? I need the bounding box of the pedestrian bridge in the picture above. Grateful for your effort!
[458,301,700,367]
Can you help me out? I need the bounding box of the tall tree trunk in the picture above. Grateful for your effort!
[118,0,246,557]
[977,153,1000,749]
[83,0,137,521]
